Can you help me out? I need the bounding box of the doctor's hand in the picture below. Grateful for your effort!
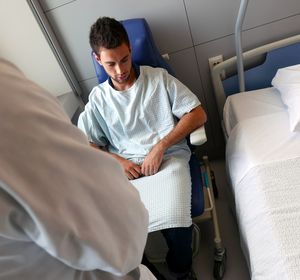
[141,144,165,176]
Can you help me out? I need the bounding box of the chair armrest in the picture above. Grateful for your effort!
[190,126,207,146]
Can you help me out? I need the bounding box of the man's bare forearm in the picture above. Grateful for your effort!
[156,105,207,152]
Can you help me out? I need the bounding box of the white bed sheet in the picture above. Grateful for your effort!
[224,87,300,186]
[236,157,300,280]
[223,87,286,136]
[224,88,300,279]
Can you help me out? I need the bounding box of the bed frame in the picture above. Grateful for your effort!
[210,34,300,212]
[211,34,300,120]
[210,34,300,278]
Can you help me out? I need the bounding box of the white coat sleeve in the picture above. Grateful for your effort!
[0,58,149,277]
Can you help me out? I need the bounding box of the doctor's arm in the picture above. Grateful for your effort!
[0,59,150,278]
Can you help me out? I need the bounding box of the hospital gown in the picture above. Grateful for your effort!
[0,58,154,280]
[78,65,201,232]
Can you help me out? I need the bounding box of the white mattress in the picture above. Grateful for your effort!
[224,87,300,279]
[223,87,285,136]
[225,87,300,186]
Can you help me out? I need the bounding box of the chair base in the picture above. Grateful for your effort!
[144,156,226,279]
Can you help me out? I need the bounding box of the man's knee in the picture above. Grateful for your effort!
[161,226,193,248]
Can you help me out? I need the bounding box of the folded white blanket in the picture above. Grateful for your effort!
[235,157,300,280]
[131,156,192,232]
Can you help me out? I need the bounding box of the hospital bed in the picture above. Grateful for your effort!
[90,18,226,279]
[211,33,300,279]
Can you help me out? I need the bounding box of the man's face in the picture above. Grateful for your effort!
[95,43,133,86]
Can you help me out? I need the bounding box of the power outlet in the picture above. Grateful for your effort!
[208,55,226,80]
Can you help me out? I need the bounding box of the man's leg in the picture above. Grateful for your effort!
[142,254,167,280]
[161,226,193,276]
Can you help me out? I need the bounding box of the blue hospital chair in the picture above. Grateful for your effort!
[90,18,226,280]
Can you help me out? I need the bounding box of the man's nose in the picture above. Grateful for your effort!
[115,64,124,74]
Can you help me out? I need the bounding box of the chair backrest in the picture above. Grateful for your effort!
[91,18,174,84]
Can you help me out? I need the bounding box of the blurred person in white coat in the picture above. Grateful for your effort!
[0,58,155,280]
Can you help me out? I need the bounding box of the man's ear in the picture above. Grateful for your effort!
[93,52,102,65]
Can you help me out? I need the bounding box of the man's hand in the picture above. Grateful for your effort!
[141,106,207,176]
[92,144,142,180]
[141,143,165,176]
[119,157,142,180]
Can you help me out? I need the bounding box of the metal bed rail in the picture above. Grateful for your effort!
[211,34,300,119]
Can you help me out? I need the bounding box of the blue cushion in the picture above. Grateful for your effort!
[189,154,205,217]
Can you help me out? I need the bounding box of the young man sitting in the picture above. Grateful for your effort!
[78,17,207,280]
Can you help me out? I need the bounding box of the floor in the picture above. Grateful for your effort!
[145,159,250,280]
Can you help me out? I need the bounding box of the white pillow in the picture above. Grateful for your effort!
[271,64,300,132]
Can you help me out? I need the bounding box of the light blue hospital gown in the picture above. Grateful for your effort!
[78,65,201,232]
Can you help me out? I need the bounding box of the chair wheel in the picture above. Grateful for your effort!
[213,248,226,279]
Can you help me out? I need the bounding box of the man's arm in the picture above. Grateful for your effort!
[141,105,207,176]
[79,110,142,180]
[90,144,142,180]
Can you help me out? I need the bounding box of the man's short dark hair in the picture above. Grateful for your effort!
[89,17,130,55]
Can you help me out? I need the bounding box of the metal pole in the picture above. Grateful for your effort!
[235,0,249,92]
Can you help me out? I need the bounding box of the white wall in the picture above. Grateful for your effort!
[32,0,300,157]
[0,0,80,118]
